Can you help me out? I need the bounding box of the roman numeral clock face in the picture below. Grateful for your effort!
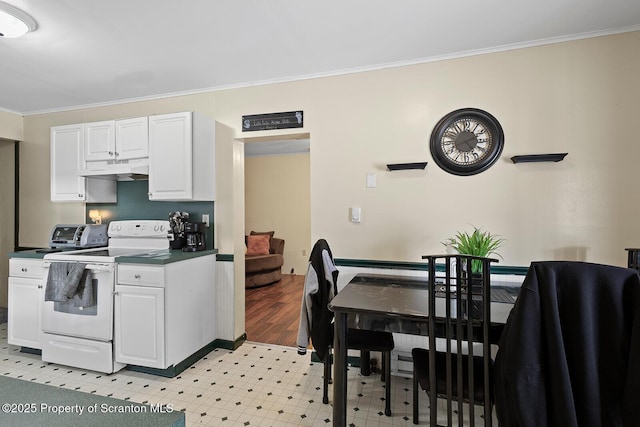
[430,108,504,176]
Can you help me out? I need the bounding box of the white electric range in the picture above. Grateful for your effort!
[41,220,170,373]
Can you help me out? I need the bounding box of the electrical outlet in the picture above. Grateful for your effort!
[202,214,210,227]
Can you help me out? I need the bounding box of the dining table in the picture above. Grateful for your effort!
[328,273,520,427]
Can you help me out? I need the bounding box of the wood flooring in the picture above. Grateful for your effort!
[245,274,305,347]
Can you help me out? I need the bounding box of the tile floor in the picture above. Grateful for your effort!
[0,323,494,426]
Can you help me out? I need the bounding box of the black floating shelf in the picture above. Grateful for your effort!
[510,153,568,163]
[386,162,428,171]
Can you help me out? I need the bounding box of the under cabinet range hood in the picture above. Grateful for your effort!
[79,162,149,181]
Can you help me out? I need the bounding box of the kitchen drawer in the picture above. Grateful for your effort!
[118,264,165,287]
[9,259,44,279]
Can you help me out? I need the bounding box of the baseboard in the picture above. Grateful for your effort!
[214,333,247,351]
[20,347,42,355]
[126,339,221,378]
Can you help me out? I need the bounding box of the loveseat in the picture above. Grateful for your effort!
[245,231,285,288]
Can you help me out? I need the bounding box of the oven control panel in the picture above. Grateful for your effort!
[108,220,170,238]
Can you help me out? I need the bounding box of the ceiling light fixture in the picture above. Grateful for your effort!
[0,1,37,38]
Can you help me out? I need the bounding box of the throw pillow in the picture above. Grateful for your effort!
[246,234,270,256]
[250,230,274,238]
[250,231,275,254]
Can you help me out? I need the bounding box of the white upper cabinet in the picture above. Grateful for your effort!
[84,120,115,161]
[115,117,149,160]
[52,112,225,202]
[51,124,116,202]
[148,112,216,201]
[51,124,85,201]
[85,117,148,163]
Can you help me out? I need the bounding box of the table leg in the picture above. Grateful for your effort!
[333,312,348,427]
[360,350,371,376]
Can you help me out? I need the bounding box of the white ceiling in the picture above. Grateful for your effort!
[2,0,640,115]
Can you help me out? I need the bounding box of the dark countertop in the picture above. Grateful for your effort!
[8,248,218,264]
[7,249,61,259]
[116,249,217,265]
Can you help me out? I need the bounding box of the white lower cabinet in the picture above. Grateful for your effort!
[114,284,165,368]
[114,256,216,371]
[115,264,165,368]
[8,259,44,349]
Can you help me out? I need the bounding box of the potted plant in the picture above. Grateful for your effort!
[442,226,504,274]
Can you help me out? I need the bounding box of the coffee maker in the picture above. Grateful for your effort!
[169,211,189,249]
[183,222,206,252]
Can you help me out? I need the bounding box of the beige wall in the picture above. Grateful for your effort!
[245,153,311,274]
[16,31,640,271]
[0,110,23,141]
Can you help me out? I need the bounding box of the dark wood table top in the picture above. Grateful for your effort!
[329,273,520,329]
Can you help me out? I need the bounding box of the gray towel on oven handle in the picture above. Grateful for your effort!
[44,262,71,302]
[44,262,89,303]
[62,262,88,300]
[73,270,95,308]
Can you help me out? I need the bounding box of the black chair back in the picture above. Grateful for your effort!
[424,254,497,427]
[626,248,640,271]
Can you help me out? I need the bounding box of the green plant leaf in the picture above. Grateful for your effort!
[442,226,505,273]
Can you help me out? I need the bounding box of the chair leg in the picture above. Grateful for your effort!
[323,353,330,404]
[361,350,371,376]
[412,363,419,425]
[384,351,391,416]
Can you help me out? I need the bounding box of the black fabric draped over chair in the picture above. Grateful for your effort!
[494,261,640,427]
[296,239,395,416]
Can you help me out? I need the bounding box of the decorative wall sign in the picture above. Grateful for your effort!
[242,111,303,132]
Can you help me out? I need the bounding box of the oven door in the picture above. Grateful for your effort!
[41,262,115,341]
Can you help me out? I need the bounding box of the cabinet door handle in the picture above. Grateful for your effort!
[37,285,43,289]
[78,193,84,198]
[134,274,141,279]
[108,151,114,155]
[21,268,27,272]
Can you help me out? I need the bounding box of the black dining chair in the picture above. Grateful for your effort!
[323,328,394,415]
[412,254,497,426]
[296,239,395,416]
[626,248,640,271]
[494,261,640,427]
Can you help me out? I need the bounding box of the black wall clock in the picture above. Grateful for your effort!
[429,108,504,176]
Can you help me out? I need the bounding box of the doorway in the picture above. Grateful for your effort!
[243,135,311,346]
[0,139,17,310]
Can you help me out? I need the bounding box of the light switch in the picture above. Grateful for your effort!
[366,173,377,188]
[351,207,361,223]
